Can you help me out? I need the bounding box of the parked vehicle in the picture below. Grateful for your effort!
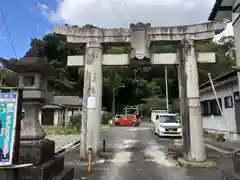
[114,114,139,126]
[154,114,182,137]
[150,109,167,123]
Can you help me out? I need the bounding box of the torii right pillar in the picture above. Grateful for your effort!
[180,38,205,161]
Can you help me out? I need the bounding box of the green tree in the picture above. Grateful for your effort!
[8,24,235,115]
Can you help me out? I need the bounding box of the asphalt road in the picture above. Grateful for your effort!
[64,122,226,180]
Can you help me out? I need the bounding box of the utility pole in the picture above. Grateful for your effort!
[207,73,229,132]
[112,89,116,121]
[165,66,169,113]
[112,85,125,120]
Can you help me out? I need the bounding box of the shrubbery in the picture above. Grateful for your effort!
[101,111,112,125]
[43,124,79,135]
[69,113,82,132]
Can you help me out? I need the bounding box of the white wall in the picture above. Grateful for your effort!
[66,108,81,123]
[39,108,81,126]
[54,110,59,125]
[200,82,238,133]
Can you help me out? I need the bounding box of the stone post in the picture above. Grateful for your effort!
[85,41,103,156]
[80,69,90,160]
[178,45,190,160]
[183,39,205,162]
[80,41,103,159]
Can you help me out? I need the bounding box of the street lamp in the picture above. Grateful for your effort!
[112,85,125,121]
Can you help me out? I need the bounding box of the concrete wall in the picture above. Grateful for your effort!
[200,81,238,133]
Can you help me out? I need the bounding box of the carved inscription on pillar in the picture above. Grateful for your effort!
[181,38,194,60]
[86,50,98,65]
[86,41,101,65]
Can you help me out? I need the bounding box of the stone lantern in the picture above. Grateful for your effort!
[18,61,52,141]
[0,48,73,180]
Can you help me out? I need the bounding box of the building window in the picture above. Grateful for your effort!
[201,101,210,116]
[201,98,222,117]
[209,98,222,116]
[224,96,233,108]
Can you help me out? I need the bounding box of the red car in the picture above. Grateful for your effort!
[114,114,140,126]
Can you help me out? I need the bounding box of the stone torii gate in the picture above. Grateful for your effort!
[54,21,226,161]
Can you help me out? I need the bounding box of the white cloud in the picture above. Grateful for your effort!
[0,31,5,40]
[46,29,52,34]
[37,2,62,24]
[38,3,50,18]
[39,0,216,28]
[39,0,235,41]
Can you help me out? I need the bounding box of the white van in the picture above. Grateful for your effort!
[151,109,167,123]
[154,113,182,137]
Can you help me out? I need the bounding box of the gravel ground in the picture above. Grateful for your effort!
[47,135,81,152]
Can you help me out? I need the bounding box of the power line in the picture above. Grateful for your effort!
[122,0,137,23]
[108,0,136,24]
[107,0,131,26]
[0,7,18,59]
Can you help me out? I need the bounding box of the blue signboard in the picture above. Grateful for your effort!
[0,93,18,166]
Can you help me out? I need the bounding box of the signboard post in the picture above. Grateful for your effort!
[0,92,19,166]
[0,88,31,180]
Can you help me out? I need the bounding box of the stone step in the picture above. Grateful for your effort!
[51,168,74,180]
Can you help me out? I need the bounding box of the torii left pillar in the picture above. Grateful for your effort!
[86,41,102,156]
[80,41,103,159]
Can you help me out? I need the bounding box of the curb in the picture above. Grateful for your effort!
[205,143,231,156]
[55,126,109,155]
[55,140,81,155]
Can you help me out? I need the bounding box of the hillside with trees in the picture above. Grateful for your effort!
[0,25,236,116]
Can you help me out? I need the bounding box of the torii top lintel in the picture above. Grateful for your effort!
[54,21,227,44]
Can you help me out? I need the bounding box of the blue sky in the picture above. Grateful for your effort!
[0,0,57,59]
[0,0,233,60]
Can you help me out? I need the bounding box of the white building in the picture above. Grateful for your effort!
[32,96,82,126]
[200,71,240,136]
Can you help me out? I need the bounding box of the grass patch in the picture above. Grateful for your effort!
[178,158,218,168]
[204,160,217,167]
[43,124,80,135]
[165,147,218,168]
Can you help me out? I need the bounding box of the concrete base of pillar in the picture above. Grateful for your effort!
[0,138,74,180]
